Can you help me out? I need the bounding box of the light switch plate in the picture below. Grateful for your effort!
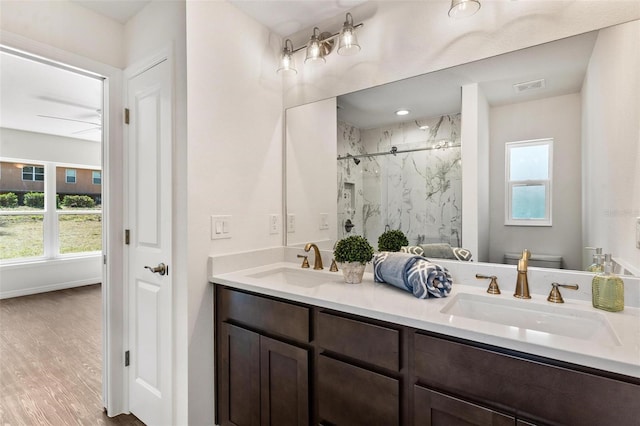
[287,214,296,233]
[319,213,329,230]
[269,214,280,235]
[211,215,232,240]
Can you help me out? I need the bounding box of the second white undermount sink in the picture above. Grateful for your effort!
[441,293,620,346]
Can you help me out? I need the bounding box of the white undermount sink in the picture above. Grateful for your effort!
[247,266,334,288]
[441,293,621,346]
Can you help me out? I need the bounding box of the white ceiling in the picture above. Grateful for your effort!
[0,51,103,143]
[338,30,598,129]
[71,0,151,24]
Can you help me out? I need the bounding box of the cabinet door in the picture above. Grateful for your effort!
[414,386,515,426]
[219,323,260,426]
[318,355,400,426]
[260,336,309,426]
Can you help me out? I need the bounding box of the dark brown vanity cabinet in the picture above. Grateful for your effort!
[216,288,310,426]
[413,333,640,426]
[316,312,402,426]
[215,285,640,426]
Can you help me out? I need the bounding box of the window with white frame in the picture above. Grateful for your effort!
[92,170,101,185]
[65,169,76,184]
[22,165,45,181]
[1,159,102,262]
[505,139,553,226]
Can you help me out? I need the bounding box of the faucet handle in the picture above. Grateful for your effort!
[297,254,310,269]
[330,259,339,272]
[476,274,500,295]
[547,282,579,303]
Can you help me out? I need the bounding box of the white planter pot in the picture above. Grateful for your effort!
[339,261,366,284]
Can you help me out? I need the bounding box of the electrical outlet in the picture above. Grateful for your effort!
[211,215,232,240]
[287,214,296,233]
[320,213,329,230]
[269,214,280,235]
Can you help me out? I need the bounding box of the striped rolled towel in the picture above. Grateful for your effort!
[373,252,453,299]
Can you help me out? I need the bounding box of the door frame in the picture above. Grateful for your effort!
[0,30,127,415]
[122,46,175,422]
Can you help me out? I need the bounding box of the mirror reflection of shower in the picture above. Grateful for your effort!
[337,114,462,249]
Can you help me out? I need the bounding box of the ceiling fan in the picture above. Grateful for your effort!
[37,113,102,135]
[36,95,102,135]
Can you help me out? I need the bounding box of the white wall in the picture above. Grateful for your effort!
[0,0,124,68]
[283,1,640,108]
[123,1,189,424]
[0,128,101,167]
[186,1,282,424]
[582,20,640,270]
[461,83,490,262]
[0,257,101,299]
[286,98,337,248]
[489,93,583,270]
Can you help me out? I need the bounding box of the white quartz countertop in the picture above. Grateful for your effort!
[211,261,640,379]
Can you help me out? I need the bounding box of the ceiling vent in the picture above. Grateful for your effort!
[513,78,546,94]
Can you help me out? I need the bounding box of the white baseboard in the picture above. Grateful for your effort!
[0,277,101,299]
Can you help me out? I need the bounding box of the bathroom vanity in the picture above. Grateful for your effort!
[211,262,640,426]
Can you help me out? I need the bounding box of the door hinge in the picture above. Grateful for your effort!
[124,108,130,124]
[125,229,130,245]
[125,350,130,367]
[103,254,107,265]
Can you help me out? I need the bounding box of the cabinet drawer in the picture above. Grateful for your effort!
[414,333,640,426]
[218,287,310,342]
[318,355,400,426]
[414,385,514,426]
[316,311,400,371]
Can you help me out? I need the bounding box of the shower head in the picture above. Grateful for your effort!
[353,157,361,165]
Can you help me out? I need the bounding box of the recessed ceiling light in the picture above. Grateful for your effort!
[419,125,429,130]
[395,109,410,116]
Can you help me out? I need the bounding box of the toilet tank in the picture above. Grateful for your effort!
[504,252,563,269]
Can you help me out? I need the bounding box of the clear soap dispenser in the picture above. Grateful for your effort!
[585,247,604,273]
[592,254,624,312]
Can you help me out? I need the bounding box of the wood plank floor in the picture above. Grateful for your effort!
[0,285,145,425]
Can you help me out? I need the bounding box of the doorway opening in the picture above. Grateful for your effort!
[0,47,124,423]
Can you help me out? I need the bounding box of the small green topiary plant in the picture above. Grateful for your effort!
[334,235,374,264]
[377,229,409,252]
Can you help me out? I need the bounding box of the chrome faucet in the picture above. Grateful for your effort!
[304,243,324,270]
[514,249,531,299]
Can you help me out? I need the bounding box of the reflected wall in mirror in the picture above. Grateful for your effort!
[285,20,640,276]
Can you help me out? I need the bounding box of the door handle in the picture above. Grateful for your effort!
[144,263,167,276]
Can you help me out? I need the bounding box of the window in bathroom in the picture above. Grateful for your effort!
[505,138,553,226]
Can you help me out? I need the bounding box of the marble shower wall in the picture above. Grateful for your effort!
[337,114,462,250]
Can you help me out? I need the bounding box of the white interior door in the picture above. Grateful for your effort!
[126,57,172,425]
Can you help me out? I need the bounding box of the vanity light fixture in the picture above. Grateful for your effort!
[305,27,328,64]
[277,39,297,74]
[338,13,361,56]
[395,109,410,116]
[448,0,481,18]
[277,13,364,74]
